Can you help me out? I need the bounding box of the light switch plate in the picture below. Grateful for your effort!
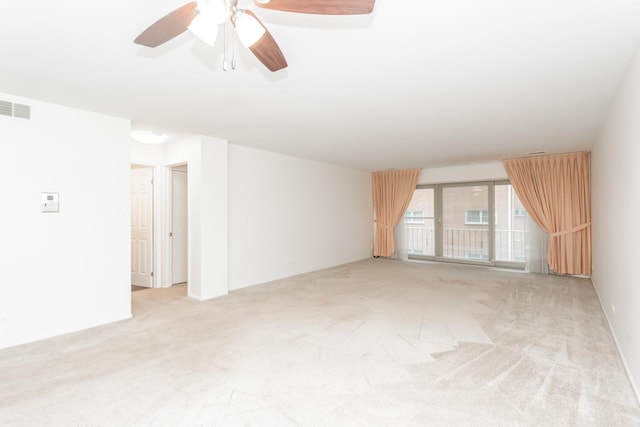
[41,192,59,213]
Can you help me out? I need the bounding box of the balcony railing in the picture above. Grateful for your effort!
[406,225,525,262]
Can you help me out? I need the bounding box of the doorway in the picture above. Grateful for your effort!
[171,165,188,285]
[130,166,154,288]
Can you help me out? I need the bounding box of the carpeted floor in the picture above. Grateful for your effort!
[0,258,638,426]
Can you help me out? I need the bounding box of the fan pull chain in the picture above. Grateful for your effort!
[231,25,236,70]
[222,21,228,71]
[230,0,237,70]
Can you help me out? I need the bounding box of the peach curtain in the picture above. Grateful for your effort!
[503,152,591,276]
[372,168,421,257]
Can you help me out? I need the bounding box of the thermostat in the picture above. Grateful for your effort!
[41,192,59,213]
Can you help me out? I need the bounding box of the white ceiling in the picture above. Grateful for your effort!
[2,1,640,171]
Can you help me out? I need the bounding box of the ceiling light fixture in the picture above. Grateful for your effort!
[131,131,167,144]
[188,0,229,46]
[233,9,266,47]
[188,12,219,46]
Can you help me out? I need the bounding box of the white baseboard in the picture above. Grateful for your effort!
[591,277,640,405]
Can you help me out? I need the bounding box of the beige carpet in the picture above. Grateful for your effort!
[1,258,638,426]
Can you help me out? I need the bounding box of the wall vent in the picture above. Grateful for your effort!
[13,103,31,119]
[0,100,31,120]
[0,100,11,117]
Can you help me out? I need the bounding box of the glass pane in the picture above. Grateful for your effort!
[443,185,489,261]
[405,188,435,256]
[495,184,526,262]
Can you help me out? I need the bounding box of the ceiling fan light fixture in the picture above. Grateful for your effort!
[188,14,219,46]
[234,10,266,47]
[188,0,229,46]
[131,131,167,145]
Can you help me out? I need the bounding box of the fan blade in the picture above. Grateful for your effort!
[134,2,200,47]
[253,0,375,15]
[235,10,287,72]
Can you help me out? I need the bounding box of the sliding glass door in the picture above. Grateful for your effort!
[404,188,435,256]
[405,181,525,268]
[442,184,490,261]
[494,183,526,263]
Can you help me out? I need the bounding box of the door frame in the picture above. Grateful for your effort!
[169,164,189,285]
[160,162,191,289]
[130,162,190,289]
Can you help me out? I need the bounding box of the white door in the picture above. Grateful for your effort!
[171,168,188,285]
[131,167,153,287]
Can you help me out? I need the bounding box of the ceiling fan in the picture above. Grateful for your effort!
[134,0,376,72]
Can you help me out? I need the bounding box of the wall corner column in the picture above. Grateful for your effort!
[188,136,229,300]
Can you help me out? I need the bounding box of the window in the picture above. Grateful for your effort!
[405,210,425,224]
[404,181,527,268]
[465,209,489,225]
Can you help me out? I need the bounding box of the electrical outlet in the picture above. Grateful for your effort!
[612,304,616,314]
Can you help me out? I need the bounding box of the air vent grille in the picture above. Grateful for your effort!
[13,103,31,119]
[0,100,11,117]
[0,100,31,120]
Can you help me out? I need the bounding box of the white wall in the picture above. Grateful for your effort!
[228,145,373,290]
[180,137,228,300]
[591,44,640,399]
[0,93,131,349]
